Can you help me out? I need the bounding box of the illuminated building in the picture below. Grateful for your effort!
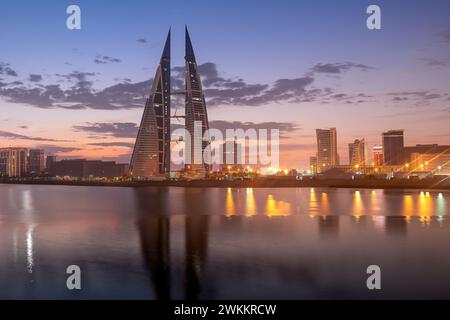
[348,139,367,166]
[401,144,450,173]
[130,27,210,179]
[410,152,450,174]
[382,130,404,165]
[0,148,28,177]
[316,128,339,172]
[184,27,210,178]
[129,29,171,179]
[309,156,318,174]
[372,145,383,166]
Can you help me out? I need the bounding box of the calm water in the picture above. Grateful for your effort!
[0,185,449,299]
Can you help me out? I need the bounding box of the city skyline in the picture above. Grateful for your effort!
[0,0,450,169]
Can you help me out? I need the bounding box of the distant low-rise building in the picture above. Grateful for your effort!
[49,159,129,178]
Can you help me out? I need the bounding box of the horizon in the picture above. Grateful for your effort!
[1,0,450,169]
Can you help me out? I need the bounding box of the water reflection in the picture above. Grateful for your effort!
[135,189,210,300]
[1,186,450,299]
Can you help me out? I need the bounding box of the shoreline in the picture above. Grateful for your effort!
[1,177,450,190]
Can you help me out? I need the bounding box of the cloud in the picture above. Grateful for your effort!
[94,55,121,64]
[0,70,151,110]
[437,28,450,43]
[311,62,374,74]
[0,130,71,142]
[28,74,43,82]
[75,120,299,142]
[208,120,300,137]
[421,57,450,69]
[88,142,135,148]
[0,61,373,109]
[73,122,139,138]
[280,143,317,151]
[0,62,18,77]
[388,91,444,100]
[34,144,82,155]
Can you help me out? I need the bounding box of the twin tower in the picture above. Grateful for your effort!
[129,27,210,179]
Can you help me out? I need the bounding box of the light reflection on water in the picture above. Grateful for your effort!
[0,185,450,299]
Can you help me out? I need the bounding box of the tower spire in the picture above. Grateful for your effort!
[185,25,196,62]
[161,27,171,61]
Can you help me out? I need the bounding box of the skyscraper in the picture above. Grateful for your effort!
[184,27,210,178]
[129,30,171,179]
[29,149,45,174]
[46,155,56,172]
[348,139,367,166]
[382,130,404,165]
[316,128,338,172]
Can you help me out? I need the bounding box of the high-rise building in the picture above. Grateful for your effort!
[46,155,56,171]
[0,148,28,177]
[29,149,45,174]
[382,130,404,165]
[316,128,338,172]
[221,140,243,172]
[372,145,383,166]
[184,27,210,178]
[348,139,367,166]
[129,29,171,179]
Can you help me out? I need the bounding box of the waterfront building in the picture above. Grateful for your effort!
[46,155,56,171]
[348,139,367,166]
[49,159,129,178]
[184,27,210,178]
[316,128,339,172]
[402,144,450,174]
[309,156,318,174]
[129,29,171,179]
[372,145,384,166]
[0,148,28,177]
[382,130,404,165]
[29,149,45,174]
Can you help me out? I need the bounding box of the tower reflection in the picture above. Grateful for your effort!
[135,188,210,300]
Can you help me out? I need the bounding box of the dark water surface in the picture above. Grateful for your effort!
[0,185,449,299]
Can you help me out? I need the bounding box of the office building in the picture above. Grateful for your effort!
[348,139,367,166]
[316,128,339,172]
[129,29,171,179]
[0,148,28,177]
[184,27,211,178]
[29,149,45,174]
[372,145,383,166]
[382,130,404,165]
